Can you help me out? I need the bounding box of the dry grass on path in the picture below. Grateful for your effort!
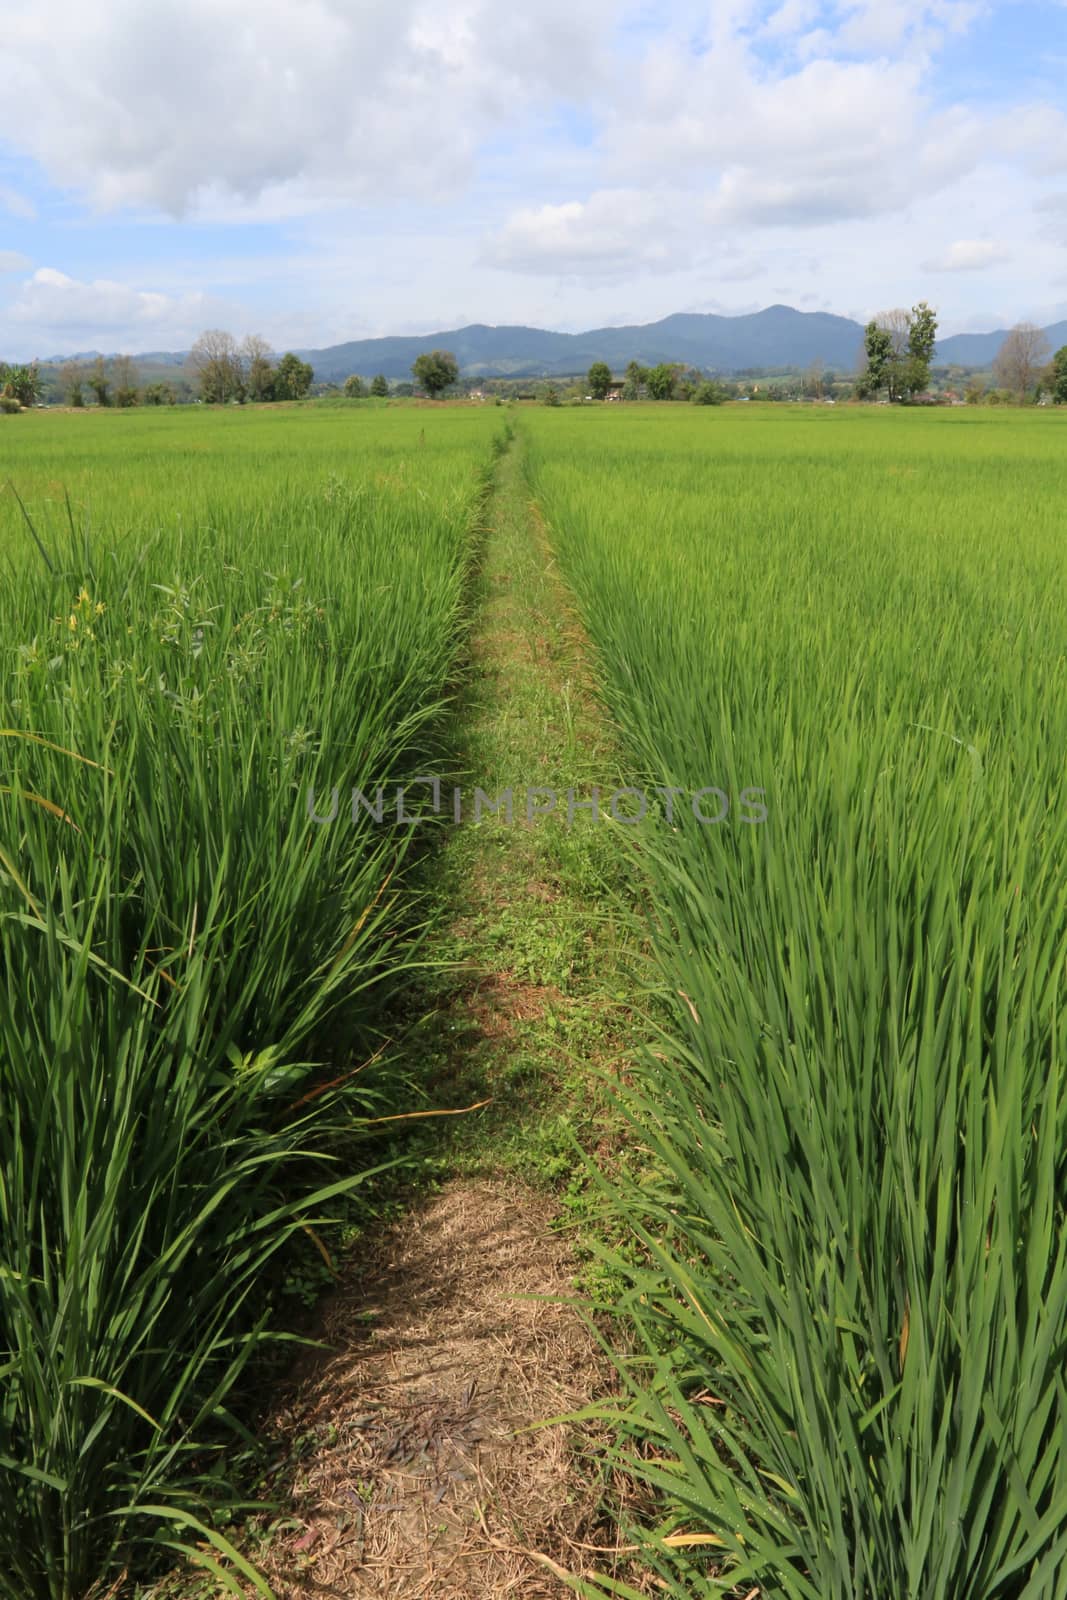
[240,436,646,1600]
[254,1182,631,1599]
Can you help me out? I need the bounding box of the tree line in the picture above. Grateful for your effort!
[341,350,461,400]
[857,304,1065,405]
[990,324,1062,404]
[536,360,729,406]
[5,321,1067,415]
[1,334,317,411]
[56,354,168,408]
[344,373,391,397]
[187,332,313,403]
[546,309,1067,408]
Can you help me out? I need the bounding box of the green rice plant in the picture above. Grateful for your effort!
[0,405,502,1597]
[525,404,1067,1598]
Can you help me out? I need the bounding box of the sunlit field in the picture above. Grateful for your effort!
[0,402,503,1598]
[4,396,1067,1599]
[525,402,1067,1599]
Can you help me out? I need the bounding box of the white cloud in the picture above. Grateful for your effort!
[716,257,768,282]
[0,0,1008,236]
[484,28,1013,282]
[602,41,999,232]
[762,0,822,42]
[483,188,778,283]
[0,0,1063,352]
[6,267,236,350]
[476,0,1067,303]
[923,239,1012,272]
[1036,191,1067,244]
[0,0,621,217]
[819,0,984,56]
[12,268,188,328]
[0,250,31,273]
[993,103,1067,177]
[483,190,696,278]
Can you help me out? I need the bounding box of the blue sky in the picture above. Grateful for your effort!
[1,0,1065,358]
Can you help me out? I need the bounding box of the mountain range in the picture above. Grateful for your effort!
[42,306,1067,382]
[294,306,1067,381]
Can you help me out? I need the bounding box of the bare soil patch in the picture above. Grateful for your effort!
[462,974,564,1040]
[255,1182,622,1598]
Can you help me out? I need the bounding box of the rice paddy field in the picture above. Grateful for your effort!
[3,399,1067,1598]
[525,404,1067,1598]
[0,405,503,1597]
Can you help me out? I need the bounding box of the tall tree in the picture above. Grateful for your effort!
[804,358,825,399]
[908,302,937,368]
[60,361,85,407]
[188,330,244,404]
[587,360,612,399]
[412,349,459,398]
[87,356,111,407]
[113,354,140,407]
[242,335,275,401]
[645,362,676,401]
[370,373,389,397]
[274,352,314,400]
[994,323,1051,403]
[343,374,365,398]
[673,366,703,401]
[0,361,42,407]
[622,359,644,400]
[1050,346,1067,405]
[861,303,938,401]
[858,324,890,397]
[60,364,84,407]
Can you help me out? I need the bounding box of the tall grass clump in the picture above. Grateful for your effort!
[0,406,502,1598]
[526,404,1067,1598]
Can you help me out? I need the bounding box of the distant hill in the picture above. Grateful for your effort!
[34,308,1067,384]
[935,321,1067,368]
[295,306,870,381]
[295,309,1067,380]
[40,349,190,368]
